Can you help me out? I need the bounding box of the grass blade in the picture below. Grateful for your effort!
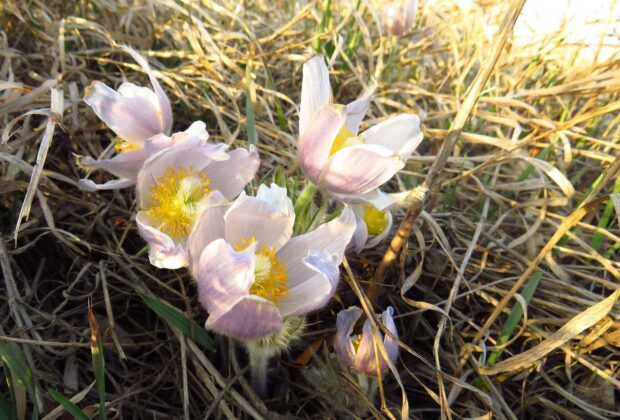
[139,293,215,352]
[245,64,257,145]
[47,390,89,420]
[87,302,105,420]
[0,341,36,420]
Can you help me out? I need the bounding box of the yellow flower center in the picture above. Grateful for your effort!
[363,204,389,236]
[145,165,211,240]
[351,334,363,352]
[329,126,364,156]
[235,237,290,306]
[112,137,141,153]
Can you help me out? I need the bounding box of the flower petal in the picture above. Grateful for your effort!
[355,318,383,376]
[347,210,368,254]
[136,211,188,269]
[334,306,363,369]
[321,144,404,195]
[300,55,332,136]
[187,191,228,275]
[205,295,283,340]
[206,146,260,200]
[78,147,149,181]
[84,81,162,144]
[382,306,400,366]
[145,121,210,155]
[276,207,356,285]
[361,114,423,160]
[224,184,294,250]
[78,177,136,192]
[345,85,375,136]
[195,238,255,318]
[298,105,346,184]
[337,188,410,210]
[122,45,173,135]
[277,250,339,317]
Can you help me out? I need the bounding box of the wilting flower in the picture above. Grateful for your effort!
[136,138,259,269]
[79,46,173,191]
[189,183,356,340]
[381,0,418,36]
[335,306,399,377]
[298,55,423,203]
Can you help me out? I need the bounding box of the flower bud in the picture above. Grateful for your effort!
[381,0,418,36]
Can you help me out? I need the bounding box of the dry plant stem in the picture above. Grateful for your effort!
[368,0,528,305]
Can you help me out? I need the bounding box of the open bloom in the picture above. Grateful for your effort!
[348,202,393,253]
[136,138,259,269]
[189,184,356,340]
[298,55,423,203]
[335,306,399,377]
[381,0,418,36]
[79,46,173,191]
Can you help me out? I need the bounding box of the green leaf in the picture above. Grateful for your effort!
[245,64,257,145]
[591,176,620,251]
[139,293,215,352]
[48,390,90,420]
[486,271,543,366]
[0,341,36,419]
[0,392,14,420]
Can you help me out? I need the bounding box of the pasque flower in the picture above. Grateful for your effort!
[348,202,393,253]
[381,0,419,36]
[136,136,259,269]
[188,184,356,340]
[335,306,399,377]
[79,46,174,191]
[298,55,423,204]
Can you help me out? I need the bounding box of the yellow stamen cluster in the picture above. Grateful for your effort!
[112,137,141,153]
[235,236,290,306]
[145,165,211,240]
[329,126,364,156]
[363,204,389,236]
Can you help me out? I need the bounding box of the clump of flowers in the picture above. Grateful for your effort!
[80,44,419,403]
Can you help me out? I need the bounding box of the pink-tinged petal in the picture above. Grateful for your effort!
[145,121,210,155]
[84,81,162,144]
[300,55,332,136]
[345,85,375,136]
[361,114,423,160]
[347,210,368,254]
[205,295,283,340]
[276,207,356,285]
[187,191,228,275]
[298,105,346,184]
[382,306,400,366]
[277,251,339,317]
[78,177,136,192]
[206,146,259,200]
[122,45,173,135]
[79,147,149,181]
[224,184,294,251]
[136,212,187,269]
[321,144,404,195]
[195,239,255,318]
[334,306,363,369]
[137,142,230,207]
[338,188,410,210]
[365,210,392,249]
[355,318,382,376]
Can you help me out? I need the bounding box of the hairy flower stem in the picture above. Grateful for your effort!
[250,352,269,398]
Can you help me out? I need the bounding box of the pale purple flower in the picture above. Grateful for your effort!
[381,0,418,36]
[136,138,259,269]
[298,56,423,202]
[348,203,393,253]
[335,306,399,377]
[188,184,356,340]
[79,46,173,191]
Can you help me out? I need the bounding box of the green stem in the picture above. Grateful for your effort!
[294,182,318,216]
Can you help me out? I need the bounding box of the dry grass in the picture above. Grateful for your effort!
[1,0,620,418]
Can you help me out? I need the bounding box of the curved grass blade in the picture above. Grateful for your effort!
[47,390,89,420]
